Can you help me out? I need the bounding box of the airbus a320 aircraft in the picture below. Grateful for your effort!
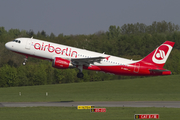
[5,37,175,78]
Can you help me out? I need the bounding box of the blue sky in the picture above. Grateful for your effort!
[0,0,180,35]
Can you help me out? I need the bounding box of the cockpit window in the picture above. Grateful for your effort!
[12,39,21,43]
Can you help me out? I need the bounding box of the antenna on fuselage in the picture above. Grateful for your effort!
[31,36,33,39]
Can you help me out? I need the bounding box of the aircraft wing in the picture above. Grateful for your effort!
[71,57,106,66]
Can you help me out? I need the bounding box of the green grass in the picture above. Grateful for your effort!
[0,75,180,102]
[0,107,180,120]
[1,75,180,120]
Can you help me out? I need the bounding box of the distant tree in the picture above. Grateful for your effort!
[26,29,35,37]
[0,65,17,87]
[50,33,56,40]
[41,30,46,37]
[8,29,21,38]
[0,27,8,42]
[16,65,29,86]
[54,69,65,84]
[107,25,121,40]
[33,62,47,85]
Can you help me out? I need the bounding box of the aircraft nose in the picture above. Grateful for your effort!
[5,42,12,50]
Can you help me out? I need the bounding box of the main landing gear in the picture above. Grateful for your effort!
[77,72,84,78]
[23,56,28,65]
[77,65,84,78]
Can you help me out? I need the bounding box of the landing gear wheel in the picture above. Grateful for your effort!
[77,72,84,78]
[22,56,28,65]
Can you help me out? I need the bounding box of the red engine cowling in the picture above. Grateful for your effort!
[52,57,71,69]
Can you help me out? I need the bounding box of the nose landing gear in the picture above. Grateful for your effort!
[23,56,28,65]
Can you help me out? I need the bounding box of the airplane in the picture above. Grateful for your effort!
[5,37,175,78]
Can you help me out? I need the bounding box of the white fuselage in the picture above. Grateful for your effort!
[5,38,136,66]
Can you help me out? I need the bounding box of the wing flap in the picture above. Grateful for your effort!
[71,57,106,66]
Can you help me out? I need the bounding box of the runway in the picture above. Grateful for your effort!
[1,101,180,108]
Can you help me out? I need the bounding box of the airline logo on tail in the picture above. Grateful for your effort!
[152,44,172,64]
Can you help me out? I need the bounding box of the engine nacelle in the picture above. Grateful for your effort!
[52,57,73,69]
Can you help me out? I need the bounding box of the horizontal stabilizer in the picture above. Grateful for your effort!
[149,69,171,75]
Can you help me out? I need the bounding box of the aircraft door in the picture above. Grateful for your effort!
[25,39,32,50]
[134,63,140,73]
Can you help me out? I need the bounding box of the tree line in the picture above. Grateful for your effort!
[0,21,180,87]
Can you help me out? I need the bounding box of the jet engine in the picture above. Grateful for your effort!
[52,57,73,69]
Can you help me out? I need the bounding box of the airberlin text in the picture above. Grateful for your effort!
[34,42,78,57]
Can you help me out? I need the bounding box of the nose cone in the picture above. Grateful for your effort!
[5,42,9,49]
[5,42,12,50]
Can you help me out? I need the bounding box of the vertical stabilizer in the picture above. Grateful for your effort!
[141,41,175,68]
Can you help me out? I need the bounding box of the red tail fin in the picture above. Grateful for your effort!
[141,41,175,68]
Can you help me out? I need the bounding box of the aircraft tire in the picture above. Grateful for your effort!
[77,72,84,78]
